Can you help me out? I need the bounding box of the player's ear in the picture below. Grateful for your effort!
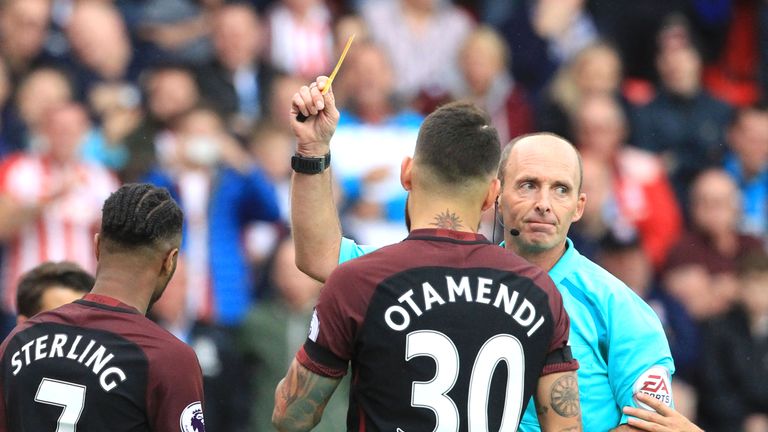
[163,248,179,277]
[400,156,413,191]
[16,315,27,325]
[482,178,501,211]
[94,233,101,261]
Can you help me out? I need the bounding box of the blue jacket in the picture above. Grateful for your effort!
[146,165,280,325]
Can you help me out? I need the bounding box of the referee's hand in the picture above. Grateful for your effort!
[623,393,703,432]
[290,76,339,156]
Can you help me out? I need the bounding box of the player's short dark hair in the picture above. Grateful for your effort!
[738,250,768,277]
[414,101,500,186]
[100,183,183,247]
[17,262,94,318]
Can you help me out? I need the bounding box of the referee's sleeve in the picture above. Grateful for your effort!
[608,287,675,423]
[338,237,379,264]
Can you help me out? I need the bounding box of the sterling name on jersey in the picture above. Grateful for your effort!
[298,229,578,432]
[0,294,206,432]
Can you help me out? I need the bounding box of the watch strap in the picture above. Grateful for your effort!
[291,152,331,174]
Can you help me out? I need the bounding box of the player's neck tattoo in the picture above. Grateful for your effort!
[430,209,464,230]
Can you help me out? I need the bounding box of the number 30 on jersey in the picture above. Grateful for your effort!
[406,330,525,432]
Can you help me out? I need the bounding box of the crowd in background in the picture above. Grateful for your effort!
[0,0,767,430]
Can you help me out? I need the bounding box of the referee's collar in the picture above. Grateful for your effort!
[548,238,578,282]
[407,228,490,243]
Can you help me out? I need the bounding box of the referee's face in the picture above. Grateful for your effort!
[499,136,586,259]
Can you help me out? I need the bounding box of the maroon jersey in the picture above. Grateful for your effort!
[0,294,205,432]
[298,229,577,432]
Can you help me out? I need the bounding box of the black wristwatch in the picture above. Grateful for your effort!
[291,152,331,174]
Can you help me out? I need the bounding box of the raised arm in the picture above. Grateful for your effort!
[272,358,342,432]
[534,371,582,432]
[289,76,343,282]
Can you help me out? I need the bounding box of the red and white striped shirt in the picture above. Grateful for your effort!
[268,4,332,79]
[0,154,119,312]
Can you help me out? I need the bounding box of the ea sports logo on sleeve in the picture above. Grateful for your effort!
[633,366,672,409]
[180,401,205,432]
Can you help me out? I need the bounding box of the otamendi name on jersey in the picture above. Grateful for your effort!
[384,275,546,335]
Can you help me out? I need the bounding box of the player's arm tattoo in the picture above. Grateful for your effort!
[550,373,580,417]
[272,358,341,432]
[430,209,464,230]
[534,371,583,431]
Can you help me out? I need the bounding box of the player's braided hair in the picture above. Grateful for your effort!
[101,183,183,247]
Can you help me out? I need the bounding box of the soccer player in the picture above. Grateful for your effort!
[273,81,582,431]
[0,183,206,432]
[16,262,93,324]
[287,75,689,431]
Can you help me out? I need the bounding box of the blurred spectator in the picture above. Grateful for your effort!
[575,94,683,268]
[0,0,54,84]
[597,233,700,391]
[0,61,12,158]
[9,67,73,151]
[330,42,422,244]
[632,17,734,205]
[361,0,473,109]
[144,106,280,326]
[336,42,421,126]
[569,150,614,260]
[267,73,308,132]
[58,1,146,171]
[700,0,760,107]
[329,14,369,106]
[121,64,200,182]
[663,169,764,322]
[85,82,143,170]
[64,0,143,101]
[588,1,689,80]
[244,121,295,263]
[135,0,213,64]
[150,258,249,432]
[333,13,369,57]
[267,0,333,79]
[15,261,92,324]
[0,103,118,316]
[497,0,597,97]
[239,236,349,432]
[479,0,518,27]
[538,41,623,141]
[198,3,277,137]
[698,250,768,432]
[457,26,533,145]
[249,121,293,218]
[724,105,768,239]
